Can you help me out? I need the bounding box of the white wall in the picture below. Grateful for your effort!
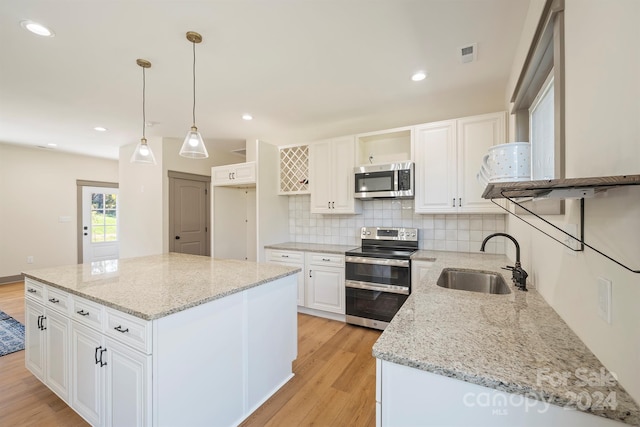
[505,0,640,403]
[0,143,118,278]
[119,137,245,258]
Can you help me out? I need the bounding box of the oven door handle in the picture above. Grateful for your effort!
[345,256,410,268]
[346,280,410,295]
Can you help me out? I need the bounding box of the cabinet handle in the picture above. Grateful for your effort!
[48,298,60,304]
[77,309,90,316]
[327,201,330,209]
[40,316,47,330]
[322,258,331,262]
[37,315,42,330]
[332,201,335,209]
[95,346,101,365]
[309,270,312,278]
[100,348,107,367]
[458,198,462,207]
[27,288,37,293]
[452,198,455,207]
[281,254,289,258]
[228,172,232,180]
[114,325,129,333]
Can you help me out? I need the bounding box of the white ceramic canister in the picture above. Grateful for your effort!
[484,142,531,182]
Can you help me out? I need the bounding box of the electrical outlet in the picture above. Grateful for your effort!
[597,277,612,324]
[27,256,34,264]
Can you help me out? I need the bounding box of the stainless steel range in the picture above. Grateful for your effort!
[345,226,418,330]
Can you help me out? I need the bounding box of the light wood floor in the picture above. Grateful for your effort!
[0,282,380,426]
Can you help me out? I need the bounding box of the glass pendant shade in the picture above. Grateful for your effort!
[131,138,156,164]
[179,126,208,158]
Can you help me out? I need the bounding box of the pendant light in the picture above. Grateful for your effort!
[130,59,156,164]
[179,31,209,158]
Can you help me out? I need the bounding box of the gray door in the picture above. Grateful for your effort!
[169,174,210,256]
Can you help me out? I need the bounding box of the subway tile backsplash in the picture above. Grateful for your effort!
[288,195,506,254]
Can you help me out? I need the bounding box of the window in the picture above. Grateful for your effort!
[91,192,118,242]
[511,0,565,180]
[530,74,555,179]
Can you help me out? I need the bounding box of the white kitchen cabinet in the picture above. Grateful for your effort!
[25,286,71,403]
[414,112,506,214]
[356,126,412,166]
[309,136,361,214]
[70,323,103,426]
[212,161,256,186]
[377,359,627,427]
[266,249,305,306]
[305,252,345,314]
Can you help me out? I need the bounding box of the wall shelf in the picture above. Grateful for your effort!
[482,174,640,274]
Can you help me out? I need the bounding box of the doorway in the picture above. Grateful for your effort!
[168,171,210,256]
[77,181,119,264]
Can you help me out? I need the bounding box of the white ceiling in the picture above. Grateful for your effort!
[0,0,530,160]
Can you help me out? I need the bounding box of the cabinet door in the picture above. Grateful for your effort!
[104,338,151,427]
[44,309,71,403]
[71,322,104,427]
[25,299,46,381]
[457,112,505,213]
[306,265,345,314]
[309,140,333,213]
[211,166,233,185]
[414,120,457,213]
[232,162,256,184]
[331,136,358,213]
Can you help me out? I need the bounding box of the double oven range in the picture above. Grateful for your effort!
[345,227,418,330]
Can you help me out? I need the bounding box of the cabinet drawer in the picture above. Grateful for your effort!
[45,286,71,314]
[25,279,45,302]
[71,296,104,330]
[267,250,304,263]
[308,253,344,268]
[105,308,151,354]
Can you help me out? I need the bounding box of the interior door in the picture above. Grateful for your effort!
[170,177,209,256]
[82,186,119,263]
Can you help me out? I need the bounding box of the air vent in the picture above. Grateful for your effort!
[459,43,477,63]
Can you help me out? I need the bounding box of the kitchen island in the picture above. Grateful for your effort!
[374,251,640,426]
[23,253,300,427]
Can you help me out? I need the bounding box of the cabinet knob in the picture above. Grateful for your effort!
[175,236,181,240]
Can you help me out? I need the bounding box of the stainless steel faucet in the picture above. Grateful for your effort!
[480,233,528,291]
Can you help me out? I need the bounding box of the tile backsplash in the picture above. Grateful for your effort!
[288,195,506,254]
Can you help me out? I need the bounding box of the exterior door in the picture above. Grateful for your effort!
[82,186,119,263]
[169,174,210,256]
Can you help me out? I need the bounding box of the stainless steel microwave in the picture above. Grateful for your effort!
[353,162,414,199]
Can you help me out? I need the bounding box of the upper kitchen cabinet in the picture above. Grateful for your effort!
[355,126,412,166]
[212,161,256,186]
[414,112,506,214]
[309,136,361,214]
[278,144,310,195]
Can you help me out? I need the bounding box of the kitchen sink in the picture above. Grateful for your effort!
[436,268,511,295]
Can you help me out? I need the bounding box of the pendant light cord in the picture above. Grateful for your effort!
[192,40,196,127]
[142,66,146,139]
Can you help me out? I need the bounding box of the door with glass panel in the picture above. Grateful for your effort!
[82,186,119,263]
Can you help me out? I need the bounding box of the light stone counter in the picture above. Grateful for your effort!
[23,253,300,321]
[373,250,640,425]
[264,242,358,254]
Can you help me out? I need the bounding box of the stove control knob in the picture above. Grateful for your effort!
[411,233,416,237]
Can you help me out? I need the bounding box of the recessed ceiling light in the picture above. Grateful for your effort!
[242,114,253,121]
[47,143,57,147]
[411,71,427,82]
[20,20,55,37]
[94,127,107,132]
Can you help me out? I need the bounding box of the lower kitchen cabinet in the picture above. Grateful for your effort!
[305,252,345,315]
[70,322,151,427]
[25,298,71,403]
[266,249,305,306]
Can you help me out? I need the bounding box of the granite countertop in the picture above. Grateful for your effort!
[374,250,640,426]
[264,242,358,255]
[23,253,300,321]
